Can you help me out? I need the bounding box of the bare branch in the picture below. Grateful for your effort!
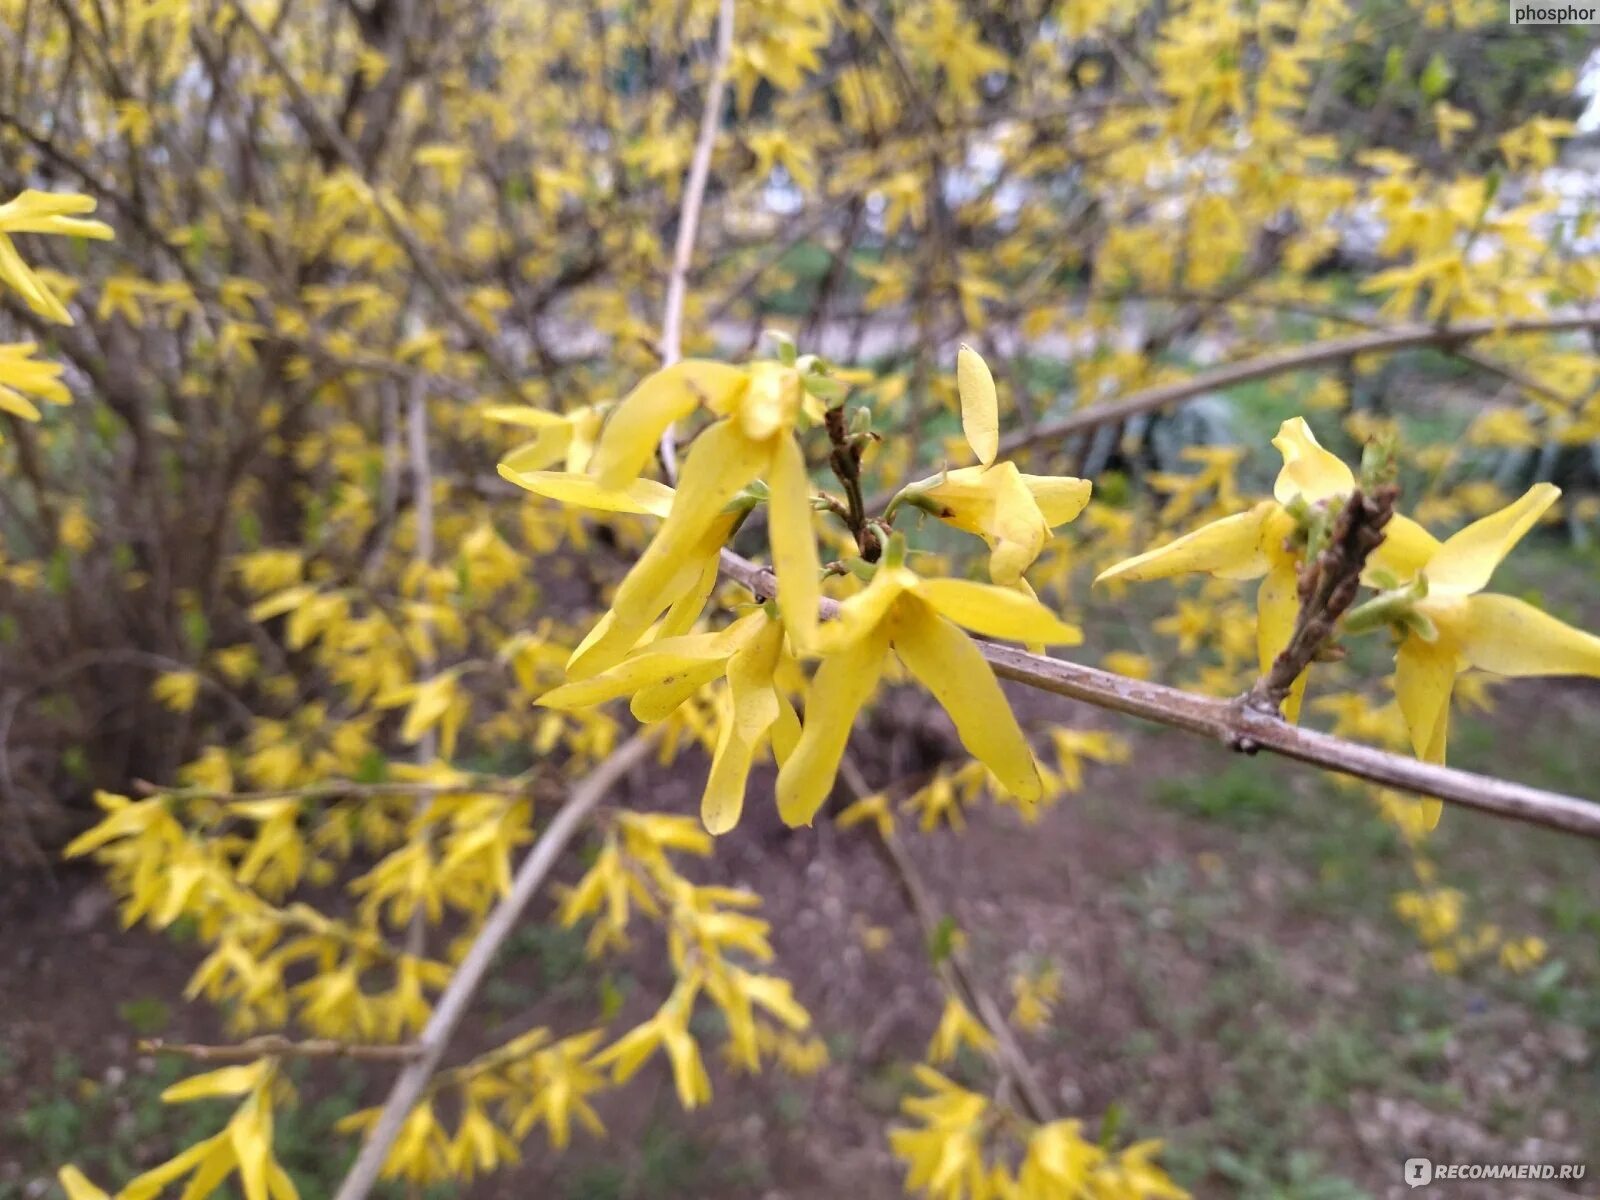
[143,1036,423,1063]
[330,731,657,1200]
[999,312,1600,461]
[714,549,1600,839]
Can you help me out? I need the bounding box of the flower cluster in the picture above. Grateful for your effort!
[506,345,1091,834]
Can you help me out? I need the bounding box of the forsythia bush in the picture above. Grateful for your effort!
[1,0,1597,1196]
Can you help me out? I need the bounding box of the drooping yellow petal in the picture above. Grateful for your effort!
[1021,474,1092,528]
[590,360,748,490]
[0,386,41,420]
[569,419,764,677]
[1394,635,1457,829]
[702,620,785,834]
[1272,417,1353,505]
[891,597,1041,801]
[767,433,821,650]
[498,466,675,517]
[914,576,1082,645]
[770,688,802,766]
[1458,593,1600,677]
[630,662,726,721]
[57,1168,111,1200]
[985,464,1049,588]
[956,344,999,466]
[776,625,890,826]
[1365,513,1441,584]
[1256,558,1308,723]
[1095,503,1273,585]
[702,691,760,836]
[1424,483,1559,596]
[651,550,724,642]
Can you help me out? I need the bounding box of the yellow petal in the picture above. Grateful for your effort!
[590,360,748,490]
[1256,558,1307,723]
[1458,593,1600,677]
[892,597,1041,800]
[914,576,1082,645]
[0,386,41,420]
[816,565,914,654]
[482,405,569,429]
[702,692,760,836]
[1095,503,1273,585]
[767,434,821,650]
[956,344,999,466]
[161,1061,270,1103]
[498,466,675,517]
[776,626,890,826]
[1424,483,1559,595]
[1021,474,1092,527]
[57,1168,111,1200]
[702,620,784,834]
[737,362,803,441]
[540,633,733,710]
[629,661,726,721]
[1394,636,1456,828]
[570,420,762,677]
[1272,417,1353,505]
[500,430,573,473]
[771,688,802,766]
[981,464,1048,585]
[651,538,726,641]
[1365,513,1441,585]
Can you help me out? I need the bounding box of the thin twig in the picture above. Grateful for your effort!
[996,312,1600,463]
[658,0,735,479]
[838,756,1055,1124]
[134,776,547,803]
[713,549,1600,838]
[1247,485,1397,716]
[330,731,657,1200]
[143,1036,423,1063]
[228,0,526,400]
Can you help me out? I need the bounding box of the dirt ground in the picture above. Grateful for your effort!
[3,667,1598,1200]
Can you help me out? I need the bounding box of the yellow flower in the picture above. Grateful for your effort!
[547,359,824,674]
[896,346,1091,586]
[1385,483,1600,826]
[0,190,114,323]
[487,402,605,475]
[56,1167,111,1200]
[0,342,72,422]
[565,508,746,676]
[1096,417,1434,721]
[538,610,801,834]
[776,555,1081,826]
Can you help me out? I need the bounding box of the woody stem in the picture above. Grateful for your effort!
[1246,484,1398,716]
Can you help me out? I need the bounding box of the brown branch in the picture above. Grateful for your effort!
[714,550,1600,839]
[998,313,1600,462]
[1246,484,1397,716]
[839,756,1055,1124]
[142,1036,423,1063]
[227,0,526,401]
[657,0,734,479]
[330,731,658,1200]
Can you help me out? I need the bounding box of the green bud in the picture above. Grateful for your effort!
[765,329,797,366]
[802,374,849,404]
